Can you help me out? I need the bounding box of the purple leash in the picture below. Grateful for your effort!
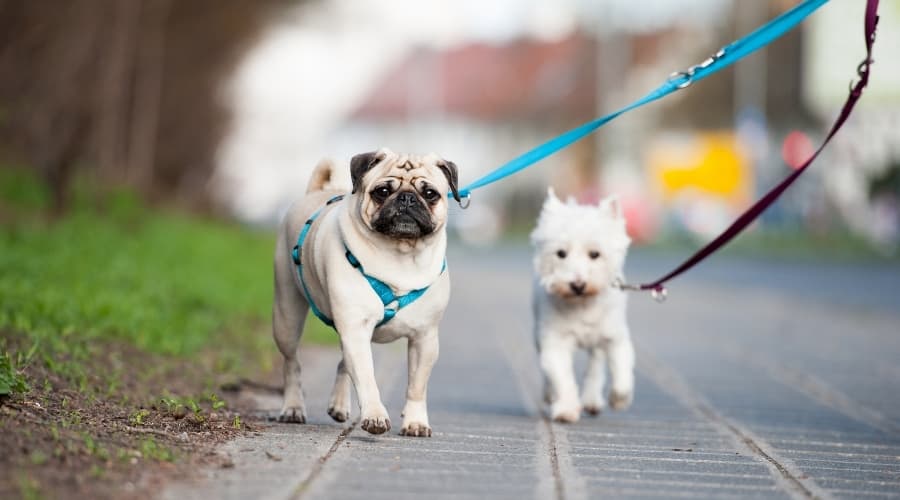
[619,0,881,301]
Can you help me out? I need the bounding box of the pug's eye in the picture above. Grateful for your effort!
[423,188,440,203]
[556,249,567,259]
[588,250,601,260]
[371,186,391,203]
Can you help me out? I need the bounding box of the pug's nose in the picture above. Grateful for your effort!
[396,191,417,211]
[569,281,586,295]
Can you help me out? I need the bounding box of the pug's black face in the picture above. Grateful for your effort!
[370,186,438,239]
[350,149,459,242]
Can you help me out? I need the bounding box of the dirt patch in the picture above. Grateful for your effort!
[0,334,282,500]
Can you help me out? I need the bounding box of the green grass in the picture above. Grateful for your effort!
[0,167,336,395]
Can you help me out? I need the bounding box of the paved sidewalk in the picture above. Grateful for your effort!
[163,247,900,499]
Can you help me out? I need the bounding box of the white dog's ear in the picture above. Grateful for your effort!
[544,187,562,208]
[601,195,624,219]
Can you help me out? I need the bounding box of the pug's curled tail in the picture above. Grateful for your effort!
[306,158,335,194]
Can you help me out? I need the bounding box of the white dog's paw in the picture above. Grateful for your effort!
[582,403,604,416]
[400,422,432,437]
[278,405,307,424]
[327,405,350,423]
[551,402,582,423]
[608,390,633,411]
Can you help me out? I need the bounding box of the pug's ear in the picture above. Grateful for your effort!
[350,151,383,194]
[438,159,460,202]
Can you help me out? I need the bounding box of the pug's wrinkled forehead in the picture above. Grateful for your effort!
[351,148,460,202]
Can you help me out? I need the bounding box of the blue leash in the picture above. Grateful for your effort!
[292,195,445,329]
[455,0,830,199]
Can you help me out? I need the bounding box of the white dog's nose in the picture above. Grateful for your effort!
[569,281,586,295]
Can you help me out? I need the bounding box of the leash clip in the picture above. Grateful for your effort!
[850,57,874,92]
[668,48,726,90]
[457,192,472,209]
[612,278,668,303]
[612,277,640,292]
[650,285,668,303]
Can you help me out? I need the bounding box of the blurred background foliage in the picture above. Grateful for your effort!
[0,0,302,212]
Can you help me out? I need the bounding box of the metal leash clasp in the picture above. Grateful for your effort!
[457,192,472,209]
[612,278,667,303]
[850,57,873,93]
[668,48,726,90]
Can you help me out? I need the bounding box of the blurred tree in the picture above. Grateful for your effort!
[0,0,303,213]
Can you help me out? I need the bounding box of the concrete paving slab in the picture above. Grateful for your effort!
[160,248,900,499]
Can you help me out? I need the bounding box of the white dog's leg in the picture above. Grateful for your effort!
[540,335,581,423]
[581,348,607,415]
[272,254,310,423]
[339,330,391,434]
[401,331,438,437]
[327,359,352,423]
[607,335,635,410]
[542,371,557,405]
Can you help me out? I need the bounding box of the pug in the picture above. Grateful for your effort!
[272,148,460,436]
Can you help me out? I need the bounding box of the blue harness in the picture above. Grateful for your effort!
[291,195,446,329]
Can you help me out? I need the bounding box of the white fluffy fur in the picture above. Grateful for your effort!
[531,188,635,423]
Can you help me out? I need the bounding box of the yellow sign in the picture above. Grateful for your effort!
[647,132,752,207]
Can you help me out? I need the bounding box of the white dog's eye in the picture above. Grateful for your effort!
[556,249,567,259]
[589,250,601,260]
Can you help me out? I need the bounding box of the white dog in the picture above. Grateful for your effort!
[531,189,635,423]
[272,148,459,436]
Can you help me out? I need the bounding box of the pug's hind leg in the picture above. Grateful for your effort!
[273,244,309,424]
[327,359,352,423]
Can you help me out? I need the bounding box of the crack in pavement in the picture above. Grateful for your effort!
[635,341,833,500]
[544,420,566,500]
[492,321,580,500]
[718,334,900,437]
[287,346,404,499]
[290,422,356,499]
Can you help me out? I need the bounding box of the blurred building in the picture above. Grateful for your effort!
[215,0,899,252]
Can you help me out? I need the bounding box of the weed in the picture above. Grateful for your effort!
[82,432,98,455]
[29,450,48,466]
[130,409,151,426]
[17,475,42,500]
[232,415,242,429]
[90,464,105,478]
[139,438,174,462]
[0,349,28,396]
[208,392,226,410]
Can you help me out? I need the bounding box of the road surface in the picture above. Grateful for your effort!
[163,245,900,499]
